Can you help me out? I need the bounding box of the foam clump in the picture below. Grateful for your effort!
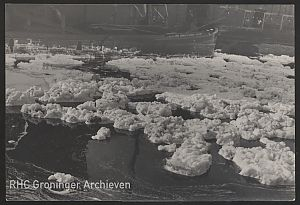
[48,172,75,183]
[199,98,240,119]
[157,92,295,123]
[20,103,145,131]
[265,102,295,117]
[6,86,44,106]
[218,138,295,185]
[21,103,103,124]
[183,118,240,145]
[184,118,221,140]
[135,101,173,117]
[39,79,101,103]
[259,54,294,65]
[164,136,212,176]
[215,122,240,146]
[103,109,145,131]
[114,115,145,131]
[91,127,111,140]
[98,78,152,96]
[158,143,176,152]
[156,92,206,110]
[214,52,262,65]
[61,107,97,123]
[144,116,230,145]
[144,116,190,144]
[231,109,295,140]
[240,100,265,111]
[95,91,128,111]
[218,144,236,160]
[76,101,97,111]
[156,92,241,119]
[21,103,47,118]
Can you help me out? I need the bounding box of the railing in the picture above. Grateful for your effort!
[221,7,294,32]
[241,10,294,31]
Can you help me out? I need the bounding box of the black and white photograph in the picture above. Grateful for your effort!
[5,3,295,201]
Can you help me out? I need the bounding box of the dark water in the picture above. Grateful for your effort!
[5,106,295,201]
[71,63,132,80]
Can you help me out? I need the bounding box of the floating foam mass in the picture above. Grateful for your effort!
[48,172,75,183]
[91,127,111,140]
[6,86,44,106]
[158,143,177,152]
[232,109,295,140]
[164,136,212,176]
[39,79,101,103]
[156,92,241,119]
[144,116,190,144]
[135,101,173,117]
[21,103,103,124]
[218,138,295,185]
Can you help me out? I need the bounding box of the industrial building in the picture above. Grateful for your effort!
[5,4,294,33]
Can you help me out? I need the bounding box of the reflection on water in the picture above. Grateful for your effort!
[71,63,132,80]
[6,111,295,201]
[86,131,138,183]
[7,120,89,178]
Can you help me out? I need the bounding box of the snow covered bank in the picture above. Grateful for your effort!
[218,138,295,185]
[14,54,84,70]
[259,54,294,66]
[214,53,262,65]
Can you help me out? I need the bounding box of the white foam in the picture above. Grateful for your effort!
[91,127,111,140]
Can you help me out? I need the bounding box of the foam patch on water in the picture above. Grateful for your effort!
[6,86,44,106]
[231,109,295,140]
[164,136,212,176]
[91,127,111,140]
[218,138,295,185]
[40,79,101,103]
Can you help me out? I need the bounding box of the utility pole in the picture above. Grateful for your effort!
[113,4,117,24]
[146,4,152,25]
[61,14,66,33]
[83,5,87,27]
[50,5,65,33]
